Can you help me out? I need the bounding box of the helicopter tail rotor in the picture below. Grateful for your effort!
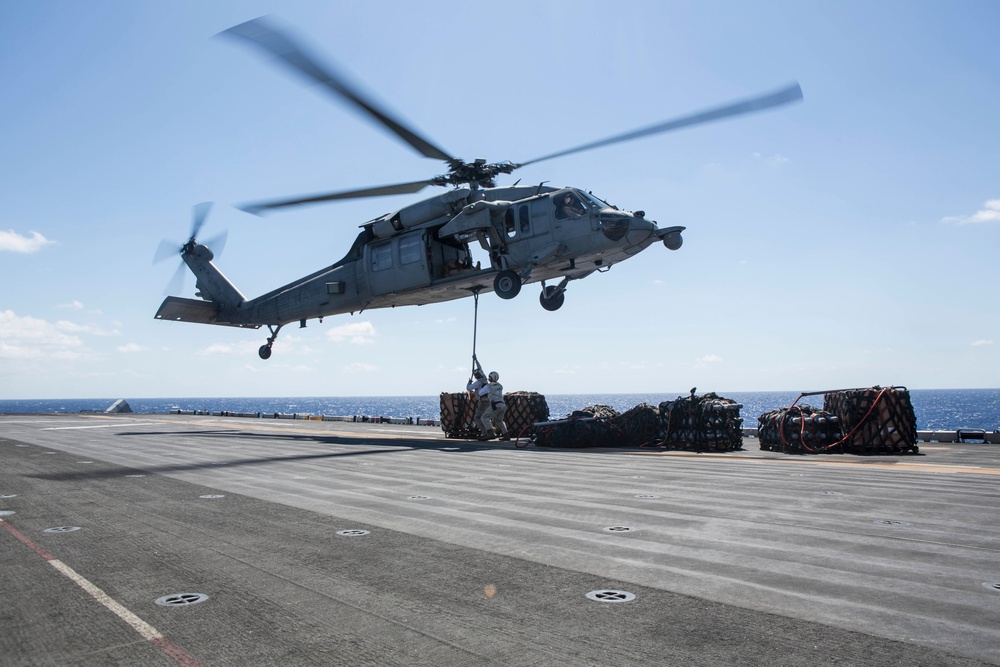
[154,202,226,294]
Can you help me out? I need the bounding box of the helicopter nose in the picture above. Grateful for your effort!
[624,215,656,248]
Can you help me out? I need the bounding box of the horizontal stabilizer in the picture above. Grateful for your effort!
[154,297,260,329]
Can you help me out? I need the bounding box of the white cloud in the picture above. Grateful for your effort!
[344,362,377,373]
[692,354,724,369]
[0,310,85,360]
[971,339,994,347]
[199,341,260,356]
[941,199,1000,225]
[57,320,120,336]
[117,343,146,353]
[327,321,376,345]
[625,361,657,370]
[753,152,790,166]
[0,229,54,253]
[58,300,85,310]
[198,334,315,358]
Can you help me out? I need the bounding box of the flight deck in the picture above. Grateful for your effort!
[2,413,998,666]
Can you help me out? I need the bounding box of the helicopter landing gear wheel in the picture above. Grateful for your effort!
[258,323,283,360]
[539,285,565,311]
[493,270,521,299]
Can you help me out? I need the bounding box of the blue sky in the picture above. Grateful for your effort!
[1,0,997,399]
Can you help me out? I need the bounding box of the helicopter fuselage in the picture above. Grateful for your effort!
[152,18,803,359]
[155,184,684,358]
[154,18,800,358]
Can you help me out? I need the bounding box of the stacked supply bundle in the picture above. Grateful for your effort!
[609,403,661,447]
[535,403,659,449]
[439,392,482,439]
[572,404,619,420]
[440,390,550,440]
[533,393,741,450]
[823,386,918,454]
[533,414,618,448]
[659,391,744,451]
[534,404,619,448]
[758,405,843,453]
[503,391,550,439]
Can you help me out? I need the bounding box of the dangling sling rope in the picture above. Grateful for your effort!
[470,287,482,375]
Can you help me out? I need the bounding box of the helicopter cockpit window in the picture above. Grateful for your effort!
[371,243,392,271]
[580,191,610,209]
[553,191,587,221]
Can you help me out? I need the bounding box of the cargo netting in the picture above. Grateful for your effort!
[758,386,918,455]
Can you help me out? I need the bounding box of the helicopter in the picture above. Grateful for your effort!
[154,17,802,360]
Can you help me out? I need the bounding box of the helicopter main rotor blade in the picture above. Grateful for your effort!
[220,17,454,163]
[238,178,438,215]
[517,83,803,169]
[190,201,213,240]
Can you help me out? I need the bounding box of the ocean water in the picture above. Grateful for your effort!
[0,389,998,431]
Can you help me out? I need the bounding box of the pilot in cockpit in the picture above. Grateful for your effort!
[555,192,586,220]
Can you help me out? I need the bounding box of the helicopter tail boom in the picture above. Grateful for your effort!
[155,239,254,327]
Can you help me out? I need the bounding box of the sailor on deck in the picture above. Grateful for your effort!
[467,367,489,437]
[479,371,509,441]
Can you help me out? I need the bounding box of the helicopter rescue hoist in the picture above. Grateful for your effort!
[154,17,802,360]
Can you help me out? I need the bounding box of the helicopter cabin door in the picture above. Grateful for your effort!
[365,230,431,297]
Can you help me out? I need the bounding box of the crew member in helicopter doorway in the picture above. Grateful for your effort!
[479,371,510,441]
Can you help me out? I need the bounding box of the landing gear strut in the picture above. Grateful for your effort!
[539,277,570,311]
[259,324,283,360]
